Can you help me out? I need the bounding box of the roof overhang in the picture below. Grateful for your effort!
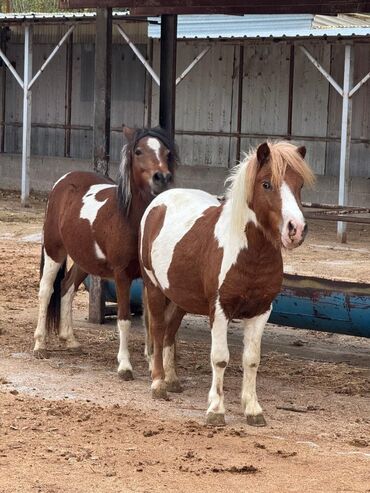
[59,0,370,15]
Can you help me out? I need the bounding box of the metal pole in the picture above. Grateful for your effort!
[21,24,32,207]
[337,44,354,243]
[159,14,177,143]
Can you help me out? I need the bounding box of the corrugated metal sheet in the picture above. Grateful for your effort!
[314,14,370,28]
[148,14,370,39]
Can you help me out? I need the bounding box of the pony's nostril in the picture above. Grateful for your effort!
[153,171,163,183]
[288,221,296,234]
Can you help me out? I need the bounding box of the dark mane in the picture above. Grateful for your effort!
[117,126,179,216]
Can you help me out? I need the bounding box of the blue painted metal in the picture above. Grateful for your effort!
[86,275,370,338]
[270,275,370,338]
[148,14,370,39]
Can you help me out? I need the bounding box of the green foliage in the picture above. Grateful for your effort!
[1,0,61,13]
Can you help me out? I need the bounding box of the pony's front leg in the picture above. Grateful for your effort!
[241,307,271,427]
[115,272,134,381]
[206,301,229,426]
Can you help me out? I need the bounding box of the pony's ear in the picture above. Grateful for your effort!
[297,146,306,159]
[257,142,270,166]
[122,125,136,141]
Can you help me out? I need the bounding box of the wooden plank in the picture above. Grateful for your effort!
[89,7,112,324]
[59,0,370,15]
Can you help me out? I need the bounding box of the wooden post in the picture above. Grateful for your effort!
[159,14,177,143]
[89,8,112,324]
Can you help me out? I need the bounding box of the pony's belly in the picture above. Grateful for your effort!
[164,286,209,316]
[220,292,277,320]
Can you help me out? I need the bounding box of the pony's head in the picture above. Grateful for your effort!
[118,126,178,214]
[227,141,315,249]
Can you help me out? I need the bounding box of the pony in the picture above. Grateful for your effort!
[140,141,315,426]
[34,126,178,380]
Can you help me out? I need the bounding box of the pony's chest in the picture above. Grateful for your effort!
[218,249,283,320]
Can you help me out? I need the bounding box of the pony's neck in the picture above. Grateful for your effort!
[127,187,153,228]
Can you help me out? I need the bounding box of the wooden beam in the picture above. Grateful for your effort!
[89,8,112,324]
[159,15,177,143]
[59,0,370,15]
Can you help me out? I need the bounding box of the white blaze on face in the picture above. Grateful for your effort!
[80,184,115,226]
[146,137,161,161]
[280,181,305,248]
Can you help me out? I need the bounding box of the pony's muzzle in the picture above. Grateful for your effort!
[153,171,172,185]
[283,219,307,248]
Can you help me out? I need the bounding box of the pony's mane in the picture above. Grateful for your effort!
[117,126,179,216]
[225,141,315,236]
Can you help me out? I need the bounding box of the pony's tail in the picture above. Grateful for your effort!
[39,246,67,334]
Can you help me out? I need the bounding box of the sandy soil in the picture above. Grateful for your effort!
[0,190,369,493]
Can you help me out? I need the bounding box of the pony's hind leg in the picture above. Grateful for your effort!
[115,272,134,381]
[145,284,168,400]
[206,300,230,427]
[34,248,66,358]
[241,307,271,427]
[59,264,87,351]
[163,302,185,393]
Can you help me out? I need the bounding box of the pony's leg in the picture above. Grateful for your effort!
[206,301,229,426]
[143,286,153,372]
[115,272,134,381]
[146,284,168,400]
[59,264,87,350]
[34,248,64,358]
[163,302,185,393]
[241,307,271,427]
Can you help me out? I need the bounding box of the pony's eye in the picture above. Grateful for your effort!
[135,149,142,156]
[262,181,272,190]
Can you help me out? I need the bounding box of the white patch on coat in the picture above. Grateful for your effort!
[163,344,178,385]
[214,200,256,289]
[140,188,219,290]
[146,137,161,161]
[80,184,115,226]
[94,241,106,260]
[143,266,158,287]
[52,172,71,190]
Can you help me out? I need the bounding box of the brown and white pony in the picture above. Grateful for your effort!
[34,126,177,380]
[140,141,315,426]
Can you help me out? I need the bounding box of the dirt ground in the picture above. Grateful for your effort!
[0,190,369,493]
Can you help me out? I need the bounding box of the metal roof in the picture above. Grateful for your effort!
[314,14,370,28]
[148,14,370,39]
[0,11,132,23]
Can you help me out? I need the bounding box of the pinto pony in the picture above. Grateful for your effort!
[140,141,315,426]
[34,126,177,380]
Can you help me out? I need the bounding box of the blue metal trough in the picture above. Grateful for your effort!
[85,275,370,338]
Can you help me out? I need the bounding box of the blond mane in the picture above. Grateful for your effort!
[225,141,315,237]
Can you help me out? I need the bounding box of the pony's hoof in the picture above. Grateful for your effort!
[246,414,266,427]
[33,349,49,359]
[166,380,183,393]
[118,369,134,381]
[151,385,168,400]
[206,412,226,427]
